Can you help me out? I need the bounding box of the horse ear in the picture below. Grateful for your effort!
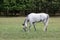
[22,24,24,26]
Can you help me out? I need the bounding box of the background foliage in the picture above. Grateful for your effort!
[0,0,60,16]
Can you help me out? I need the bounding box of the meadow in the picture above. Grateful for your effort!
[0,17,60,40]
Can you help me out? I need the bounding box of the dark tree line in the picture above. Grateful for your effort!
[0,0,60,16]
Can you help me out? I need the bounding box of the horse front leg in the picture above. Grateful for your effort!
[28,24,31,31]
[33,22,36,31]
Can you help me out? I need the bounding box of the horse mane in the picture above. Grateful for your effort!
[22,16,29,26]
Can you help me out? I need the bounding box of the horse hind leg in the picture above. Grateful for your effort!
[44,15,49,32]
[43,19,48,32]
[44,24,47,32]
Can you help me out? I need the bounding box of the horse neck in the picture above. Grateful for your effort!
[24,18,28,27]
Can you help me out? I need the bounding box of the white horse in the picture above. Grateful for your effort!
[22,13,49,32]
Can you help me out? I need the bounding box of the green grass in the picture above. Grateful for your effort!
[0,17,60,40]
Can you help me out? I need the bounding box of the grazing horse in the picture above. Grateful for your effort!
[22,13,49,32]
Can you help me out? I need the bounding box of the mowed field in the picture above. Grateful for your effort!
[0,17,60,40]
